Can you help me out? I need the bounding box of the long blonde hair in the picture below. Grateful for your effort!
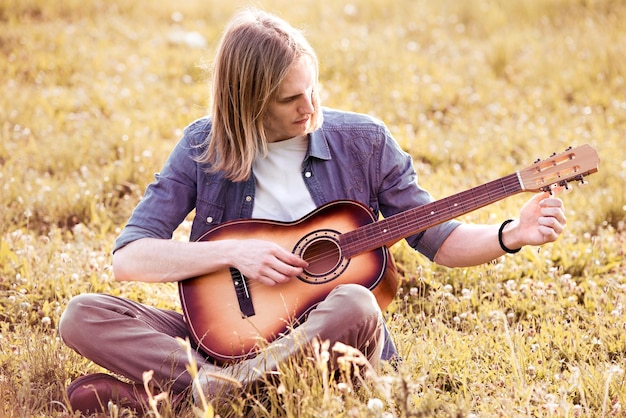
[197,9,322,182]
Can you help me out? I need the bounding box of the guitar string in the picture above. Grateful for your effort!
[342,174,523,255]
[231,162,591,290]
[227,175,524,293]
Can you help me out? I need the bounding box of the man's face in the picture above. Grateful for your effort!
[264,56,316,143]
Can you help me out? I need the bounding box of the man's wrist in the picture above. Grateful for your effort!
[498,219,522,254]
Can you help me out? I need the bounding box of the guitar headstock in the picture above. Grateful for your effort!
[519,144,599,192]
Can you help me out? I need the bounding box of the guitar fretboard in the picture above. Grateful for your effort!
[339,172,523,258]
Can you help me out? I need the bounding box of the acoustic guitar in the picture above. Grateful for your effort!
[179,144,599,364]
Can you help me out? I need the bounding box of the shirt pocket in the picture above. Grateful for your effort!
[191,199,225,241]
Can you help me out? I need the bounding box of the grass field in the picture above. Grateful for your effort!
[1,0,625,416]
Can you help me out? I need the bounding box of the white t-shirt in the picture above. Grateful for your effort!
[252,135,316,222]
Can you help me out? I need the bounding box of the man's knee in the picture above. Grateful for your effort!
[58,293,102,346]
[327,284,381,322]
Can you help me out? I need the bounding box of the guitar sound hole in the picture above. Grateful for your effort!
[302,238,341,276]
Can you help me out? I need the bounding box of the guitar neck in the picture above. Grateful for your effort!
[340,172,524,258]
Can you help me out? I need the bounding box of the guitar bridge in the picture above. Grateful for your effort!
[229,267,255,318]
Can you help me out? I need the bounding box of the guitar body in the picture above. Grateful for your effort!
[178,200,397,364]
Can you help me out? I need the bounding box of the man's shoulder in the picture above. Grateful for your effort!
[185,116,212,133]
[179,116,212,145]
[320,107,386,131]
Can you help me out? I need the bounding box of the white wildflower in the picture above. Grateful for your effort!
[367,398,384,411]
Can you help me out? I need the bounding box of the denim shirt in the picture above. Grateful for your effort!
[114,107,461,361]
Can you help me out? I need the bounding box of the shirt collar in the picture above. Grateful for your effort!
[307,126,331,160]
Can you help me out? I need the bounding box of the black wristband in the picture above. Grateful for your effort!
[498,219,521,254]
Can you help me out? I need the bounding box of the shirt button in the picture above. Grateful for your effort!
[206,216,213,223]
[304,171,312,178]
[245,196,252,202]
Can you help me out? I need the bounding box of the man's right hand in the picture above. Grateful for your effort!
[230,239,309,286]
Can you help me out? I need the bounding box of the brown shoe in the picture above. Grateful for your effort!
[67,373,149,415]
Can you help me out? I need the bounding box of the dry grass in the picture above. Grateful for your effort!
[1,0,625,416]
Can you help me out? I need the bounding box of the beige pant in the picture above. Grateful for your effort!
[59,284,384,394]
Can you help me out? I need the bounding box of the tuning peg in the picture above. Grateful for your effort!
[564,174,588,187]
[552,181,572,194]
[560,181,572,193]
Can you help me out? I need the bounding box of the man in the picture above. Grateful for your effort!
[59,8,566,415]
